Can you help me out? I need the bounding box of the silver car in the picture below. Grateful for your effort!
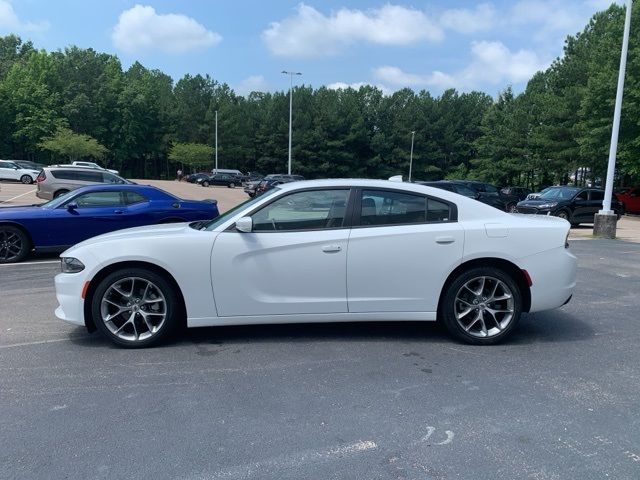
[35,165,130,200]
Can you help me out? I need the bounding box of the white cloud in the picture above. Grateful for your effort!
[262,3,443,58]
[440,3,497,34]
[112,4,221,54]
[375,41,550,91]
[327,81,391,95]
[0,0,48,33]
[235,75,269,96]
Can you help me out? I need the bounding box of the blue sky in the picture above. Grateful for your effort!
[0,0,618,96]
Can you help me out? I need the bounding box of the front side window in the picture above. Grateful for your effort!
[589,190,604,201]
[70,191,124,208]
[252,189,349,231]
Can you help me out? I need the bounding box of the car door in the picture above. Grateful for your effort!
[587,190,605,220]
[628,188,640,212]
[0,161,20,181]
[47,190,128,245]
[211,188,352,317]
[347,188,464,313]
[570,190,590,222]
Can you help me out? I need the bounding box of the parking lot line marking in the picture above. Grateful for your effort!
[0,338,74,349]
[0,260,60,267]
[0,189,36,204]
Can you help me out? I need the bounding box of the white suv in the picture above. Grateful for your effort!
[0,160,41,184]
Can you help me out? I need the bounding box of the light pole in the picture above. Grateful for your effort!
[282,70,302,175]
[594,0,633,238]
[409,131,415,182]
[214,110,218,173]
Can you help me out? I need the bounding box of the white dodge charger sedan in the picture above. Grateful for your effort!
[54,179,577,347]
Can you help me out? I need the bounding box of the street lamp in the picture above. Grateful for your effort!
[409,131,415,182]
[214,110,218,173]
[594,0,633,238]
[282,70,302,175]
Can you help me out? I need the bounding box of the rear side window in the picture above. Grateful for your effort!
[590,191,604,201]
[75,170,103,182]
[359,190,453,227]
[101,172,124,184]
[124,191,147,205]
[50,169,77,180]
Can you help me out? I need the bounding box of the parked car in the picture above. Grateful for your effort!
[515,186,624,226]
[185,173,209,183]
[500,186,533,202]
[417,180,506,210]
[12,160,45,171]
[0,160,41,184]
[54,179,576,348]
[526,187,555,200]
[35,165,131,200]
[255,174,305,195]
[0,184,219,263]
[615,185,640,213]
[198,173,242,188]
[210,168,244,177]
[72,160,119,175]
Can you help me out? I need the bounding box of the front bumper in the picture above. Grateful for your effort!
[54,272,87,327]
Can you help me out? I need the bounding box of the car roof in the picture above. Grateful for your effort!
[66,183,174,199]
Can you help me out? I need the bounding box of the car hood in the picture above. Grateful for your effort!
[69,222,194,250]
[517,199,563,207]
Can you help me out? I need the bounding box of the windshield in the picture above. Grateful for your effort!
[539,187,580,200]
[201,188,280,231]
[39,191,75,209]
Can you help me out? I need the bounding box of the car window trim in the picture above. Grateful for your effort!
[224,186,356,233]
[350,186,458,228]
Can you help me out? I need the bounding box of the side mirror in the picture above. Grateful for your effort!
[66,202,78,210]
[235,216,253,233]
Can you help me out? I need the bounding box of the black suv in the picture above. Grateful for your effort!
[417,180,508,211]
[198,173,242,188]
[515,186,624,226]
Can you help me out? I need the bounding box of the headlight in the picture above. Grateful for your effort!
[61,257,85,273]
[537,202,558,209]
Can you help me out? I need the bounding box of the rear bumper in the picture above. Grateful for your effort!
[520,247,577,313]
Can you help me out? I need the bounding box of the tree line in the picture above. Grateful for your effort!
[0,2,638,188]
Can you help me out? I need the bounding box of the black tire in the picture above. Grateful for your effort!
[229,182,235,188]
[91,268,181,348]
[0,225,30,263]
[506,203,517,213]
[556,210,570,222]
[441,267,522,345]
[571,222,580,228]
[20,175,33,184]
[202,181,209,187]
[54,189,69,198]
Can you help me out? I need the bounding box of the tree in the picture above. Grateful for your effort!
[38,127,108,161]
[168,142,214,170]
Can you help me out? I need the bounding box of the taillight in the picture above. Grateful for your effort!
[36,171,45,183]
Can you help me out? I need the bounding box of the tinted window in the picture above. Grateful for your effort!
[484,184,499,193]
[124,191,147,205]
[102,172,125,184]
[360,190,426,226]
[428,198,452,222]
[590,190,604,201]
[454,185,477,198]
[252,189,349,231]
[0,161,16,169]
[576,191,588,201]
[50,169,78,180]
[72,191,124,208]
[75,170,103,182]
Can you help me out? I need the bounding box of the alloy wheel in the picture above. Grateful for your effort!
[0,228,24,262]
[454,276,515,338]
[100,277,167,342]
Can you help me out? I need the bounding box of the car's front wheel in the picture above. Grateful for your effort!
[20,175,33,184]
[202,181,209,187]
[0,225,30,263]
[441,267,522,345]
[92,268,181,347]
[506,203,517,213]
[228,182,235,188]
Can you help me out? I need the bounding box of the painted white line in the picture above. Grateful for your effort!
[0,189,37,204]
[0,338,74,350]
[0,260,59,267]
[210,440,378,479]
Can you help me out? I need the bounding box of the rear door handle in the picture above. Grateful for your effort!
[322,244,342,253]
[435,236,455,245]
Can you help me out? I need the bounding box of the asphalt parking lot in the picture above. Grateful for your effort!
[1,239,639,479]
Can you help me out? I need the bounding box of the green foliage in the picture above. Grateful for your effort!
[38,127,108,161]
[168,142,214,168]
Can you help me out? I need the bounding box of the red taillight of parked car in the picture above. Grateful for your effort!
[36,171,46,183]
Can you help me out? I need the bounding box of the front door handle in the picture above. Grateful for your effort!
[322,244,342,253]
[435,236,455,245]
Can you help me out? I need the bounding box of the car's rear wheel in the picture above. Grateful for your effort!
[441,267,522,345]
[0,225,30,263]
[54,189,69,198]
[92,268,180,348]
[202,181,209,187]
[20,175,33,184]
[228,182,235,188]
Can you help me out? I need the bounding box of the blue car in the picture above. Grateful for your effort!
[0,184,219,263]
